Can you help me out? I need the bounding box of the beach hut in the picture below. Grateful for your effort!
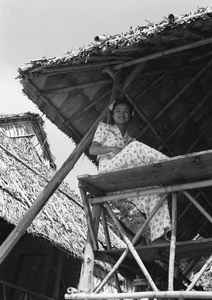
[5,5,212,299]
[0,113,124,299]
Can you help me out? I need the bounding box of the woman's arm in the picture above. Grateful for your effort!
[89,141,122,156]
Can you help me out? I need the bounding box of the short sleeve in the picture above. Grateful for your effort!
[92,122,108,145]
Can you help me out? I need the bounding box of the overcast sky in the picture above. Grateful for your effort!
[1,0,211,193]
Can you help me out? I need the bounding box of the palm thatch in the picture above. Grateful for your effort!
[0,113,125,259]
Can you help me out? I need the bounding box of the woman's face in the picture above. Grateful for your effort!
[112,103,131,124]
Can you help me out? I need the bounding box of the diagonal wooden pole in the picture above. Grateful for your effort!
[0,103,110,265]
[93,193,168,293]
[104,202,158,292]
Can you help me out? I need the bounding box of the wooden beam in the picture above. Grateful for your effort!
[134,73,166,101]
[31,60,123,75]
[43,79,112,94]
[91,179,212,204]
[0,102,110,266]
[122,62,146,92]
[26,78,82,140]
[107,37,212,71]
[186,121,212,153]
[138,59,212,138]
[65,290,212,299]
[125,92,174,155]
[159,88,212,150]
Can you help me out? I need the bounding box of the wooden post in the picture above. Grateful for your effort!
[78,185,102,292]
[168,193,177,291]
[53,251,64,299]
[0,103,110,265]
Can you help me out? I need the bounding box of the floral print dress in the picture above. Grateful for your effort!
[93,122,171,242]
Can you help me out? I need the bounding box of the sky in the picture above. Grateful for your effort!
[1,0,211,194]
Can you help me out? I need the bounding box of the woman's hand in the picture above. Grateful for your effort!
[110,147,122,155]
[89,141,122,156]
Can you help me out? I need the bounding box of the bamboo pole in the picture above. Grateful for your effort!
[78,186,98,251]
[183,191,212,224]
[122,62,146,92]
[182,257,201,277]
[137,58,212,139]
[104,202,158,292]
[64,290,212,299]
[27,78,81,140]
[126,92,174,155]
[109,37,212,71]
[43,79,112,94]
[186,254,212,291]
[0,103,110,266]
[168,193,177,291]
[93,194,168,293]
[91,179,212,204]
[78,192,102,292]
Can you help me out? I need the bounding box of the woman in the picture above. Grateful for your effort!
[89,99,171,244]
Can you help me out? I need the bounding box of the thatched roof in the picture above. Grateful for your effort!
[0,112,56,169]
[0,116,125,261]
[17,6,212,244]
[18,6,212,163]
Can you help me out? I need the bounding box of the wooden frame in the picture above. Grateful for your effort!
[65,150,212,299]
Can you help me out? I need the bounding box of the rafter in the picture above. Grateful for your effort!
[158,88,212,151]
[43,79,112,94]
[125,92,175,155]
[122,62,147,92]
[138,58,212,138]
[105,37,212,71]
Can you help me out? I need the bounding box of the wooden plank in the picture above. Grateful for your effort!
[78,150,212,193]
[95,238,212,263]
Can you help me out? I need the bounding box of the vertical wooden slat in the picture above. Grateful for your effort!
[168,192,177,291]
[53,251,64,300]
[78,187,102,293]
